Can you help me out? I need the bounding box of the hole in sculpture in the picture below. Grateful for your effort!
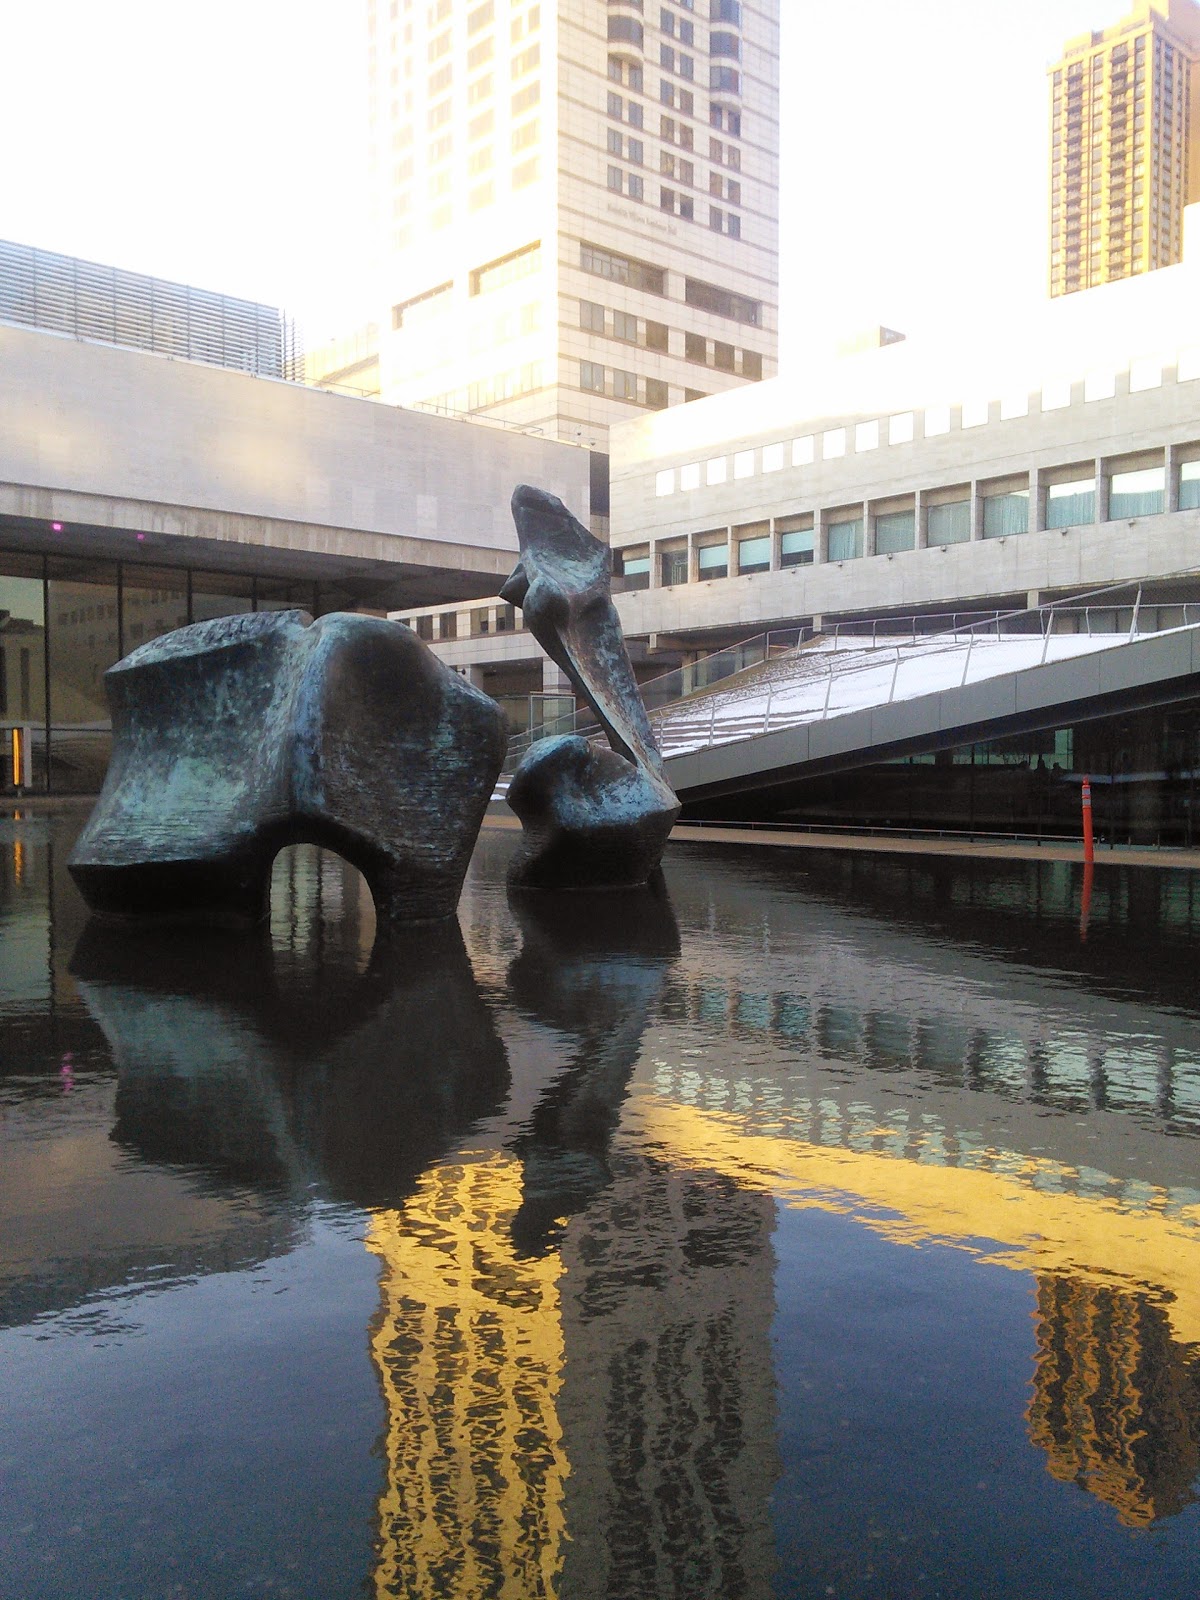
[269,844,376,972]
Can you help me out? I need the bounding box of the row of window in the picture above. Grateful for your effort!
[397,602,518,643]
[578,243,762,326]
[580,361,665,406]
[654,351,1200,496]
[606,55,744,126]
[607,11,741,64]
[578,352,751,408]
[608,165,742,233]
[418,359,543,416]
[609,0,740,19]
[606,125,742,191]
[611,93,742,152]
[623,451,1200,589]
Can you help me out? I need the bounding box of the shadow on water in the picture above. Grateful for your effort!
[505,877,680,1255]
[69,909,510,1213]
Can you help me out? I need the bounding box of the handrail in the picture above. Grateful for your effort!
[501,576,1200,775]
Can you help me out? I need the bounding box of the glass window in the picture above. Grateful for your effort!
[827,518,863,561]
[698,542,728,578]
[613,309,638,341]
[121,566,189,651]
[1179,458,1200,509]
[621,554,650,591]
[927,500,971,546]
[655,469,675,496]
[644,377,668,408]
[874,510,915,554]
[1046,478,1096,528]
[580,360,605,392]
[981,490,1029,538]
[580,299,605,332]
[780,526,814,567]
[613,368,637,399]
[0,560,47,788]
[762,442,784,473]
[607,16,643,46]
[1109,465,1164,517]
[192,571,254,624]
[46,561,121,794]
[737,535,770,574]
[661,549,689,586]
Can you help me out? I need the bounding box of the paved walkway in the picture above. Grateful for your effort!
[482,812,1200,870]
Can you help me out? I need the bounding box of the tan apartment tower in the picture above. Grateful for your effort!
[1049,0,1200,297]
[366,0,779,445]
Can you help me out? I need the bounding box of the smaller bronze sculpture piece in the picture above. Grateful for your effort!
[69,610,507,925]
[501,485,679,888]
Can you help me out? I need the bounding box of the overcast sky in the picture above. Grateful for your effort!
[0,0,1126,354]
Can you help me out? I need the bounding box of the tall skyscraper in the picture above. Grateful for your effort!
[1049,0,1200,297]
[366,1,779,444]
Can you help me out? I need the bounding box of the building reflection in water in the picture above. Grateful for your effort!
[367,881,779,1599]
[1028,1275,1200,1527]
[7,823,1200,1595]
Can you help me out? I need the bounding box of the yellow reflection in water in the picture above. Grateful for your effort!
[365,1152,567,1599]
[634,1097,1200,1528]
[634,1099,1200,1346]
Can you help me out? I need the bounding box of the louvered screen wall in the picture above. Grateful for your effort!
[0,239,303,380]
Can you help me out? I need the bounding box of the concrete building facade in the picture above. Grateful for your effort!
[0,319,592,792]
[367,0,779,442]
[403,228,1200,703]
[1049,0,1200,297]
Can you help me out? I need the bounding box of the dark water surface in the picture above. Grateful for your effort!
[1,812,1198,1599]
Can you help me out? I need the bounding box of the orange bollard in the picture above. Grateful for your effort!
[1081,775,1094,864]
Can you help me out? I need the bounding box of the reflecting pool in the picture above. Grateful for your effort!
[1,812,1199,1598]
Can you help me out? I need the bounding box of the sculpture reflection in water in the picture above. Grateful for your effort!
[505,879,680,1253]
[69,910,510,1212]
[366,874,780,1600]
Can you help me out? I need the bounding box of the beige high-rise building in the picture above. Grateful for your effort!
[1049,0,1200,297]
[366,0,779,445]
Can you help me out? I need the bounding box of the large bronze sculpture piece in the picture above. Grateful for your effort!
[501,485,680,888]
[69,610,507,926]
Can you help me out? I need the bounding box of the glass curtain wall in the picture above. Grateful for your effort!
[46,560,120,793]
[0,560,49,789]
[0,553,345,794]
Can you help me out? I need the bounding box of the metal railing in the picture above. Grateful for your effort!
[500,577,1200,778]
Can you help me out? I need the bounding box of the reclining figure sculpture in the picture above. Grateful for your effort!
[501,485,680,888]
[69,610,508,925]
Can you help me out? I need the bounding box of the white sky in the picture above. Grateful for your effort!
[0,0,1132,351]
